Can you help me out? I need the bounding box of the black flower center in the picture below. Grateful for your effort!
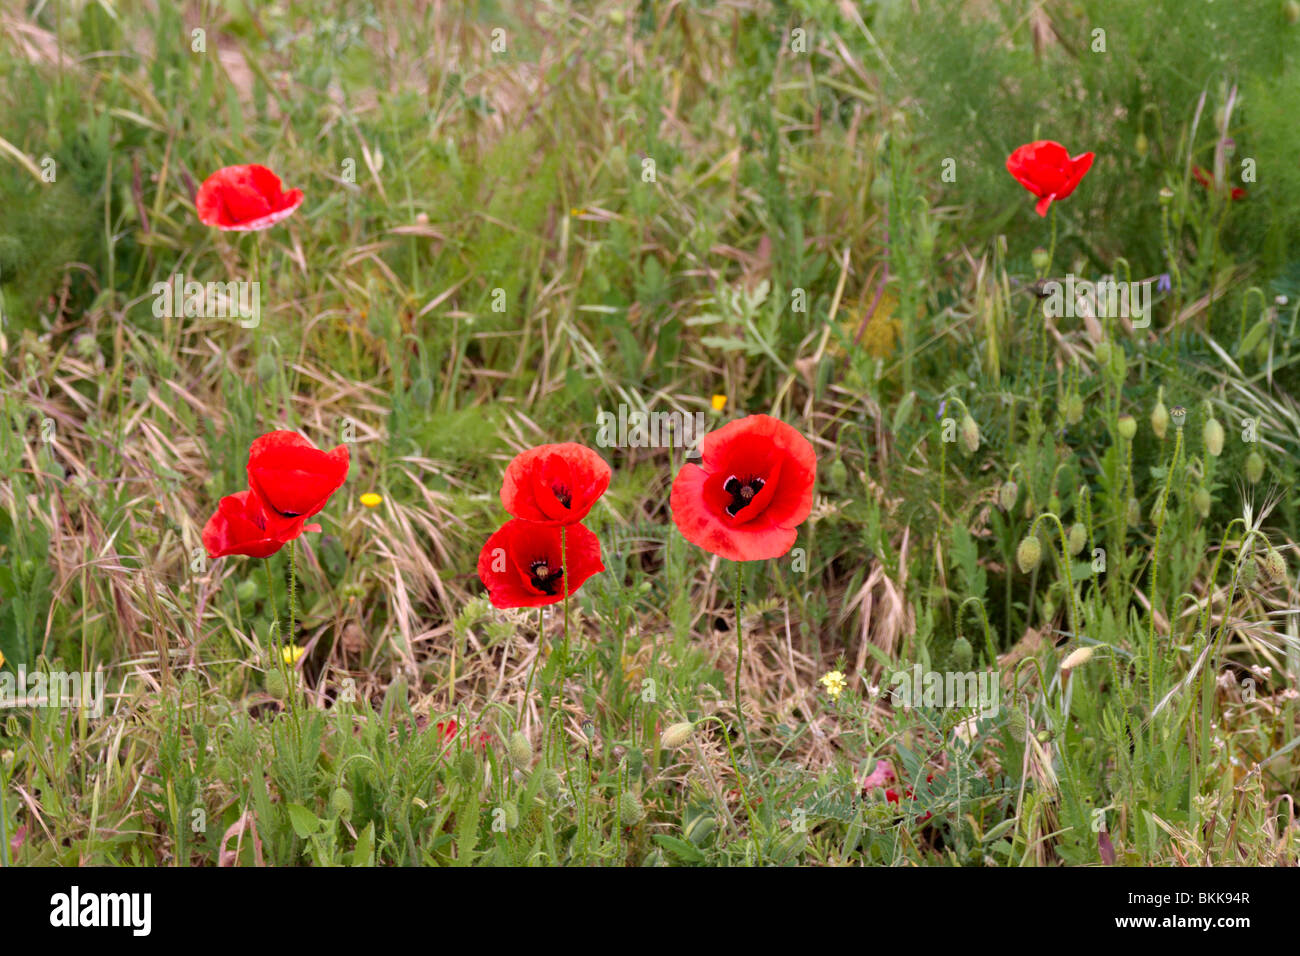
[529,559,563,595]
[552,483,572,509]
[723,475,765,517]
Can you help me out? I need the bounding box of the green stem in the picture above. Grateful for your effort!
[732,560,763,863]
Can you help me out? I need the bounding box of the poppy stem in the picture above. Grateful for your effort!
[523,607,543,722]
[559,526,570,689]
[733,559,763,863]
[288,538,297,644]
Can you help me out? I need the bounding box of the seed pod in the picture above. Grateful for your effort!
[503,801,520,830]
[952,636,973,671]
[1169,405,1186,429]
[508,730,532,769]
[1245,451,1265,484]
[999,480,1018,512]
[1065,394,1084,425]
[1048,493,1061,515]
[1263,548,1286,583]
[1192,487,1211,518]
[1017,536,1042,573]
[1118,415,1137,440]
[618,790,645,825]
[960,414,980,454]
[265,668,287,700]
[1203,416,1224,457]
[1150,396,1169,439]
[1068,522,1087,556]
[661,722,695,749]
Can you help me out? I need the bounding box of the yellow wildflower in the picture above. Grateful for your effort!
[360,493,383,508]
[819,670,847,700]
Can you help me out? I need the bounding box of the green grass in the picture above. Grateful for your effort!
[0,0,1297,867]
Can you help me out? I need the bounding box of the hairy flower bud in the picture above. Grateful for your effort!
[661,722,695,749]
[999,480,1018,512]
[960,414,980,454]
[1245,451,1265,484]
[1117,414,1137,440]
[508,730,532,769]
[1068,522,1087,556]
[1203,416,1224,457]
[1017,536,1042,573]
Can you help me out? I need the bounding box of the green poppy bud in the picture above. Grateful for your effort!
[1006,707,1027,741]
[265,668,287,700]
[255,351,278,384]
[1192,487,1211,518]
[999,480,1018,512]
[1135,131,1149,158]
[1263,548,1286,583]
[661,722,695,749]
[130,375,151,404]
[1094,340,1112,367]
[409,376,434,408]
[1150,397,1169,440]
[829,457,848,492]
[1203,417,1224,457]
[952,635,973,670]
[618,790,645,825]
[508,730,532,769]
[539,767,563,800]
[1065,394,1084,425]
[1031,247,1051,273]
[330,787,354,821]
[1245,451,1265,484]
[960,414,980,454]
[456,749,478,786]
[1240,557,1258,586]
[1068,522,1087,556]
[1017,536,1042,573]
[1118,415,1137,440]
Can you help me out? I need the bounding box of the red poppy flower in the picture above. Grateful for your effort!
[476,519,604,609]
[202,490,319,559]
[669,414,816,562]
[247,431,349,531]
[1192,166,1246,201]
[885,773,936,823]
[1006,140,1095,217]
[195,164,304,231]
[435,719,492,753]
[500,443,611,526]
